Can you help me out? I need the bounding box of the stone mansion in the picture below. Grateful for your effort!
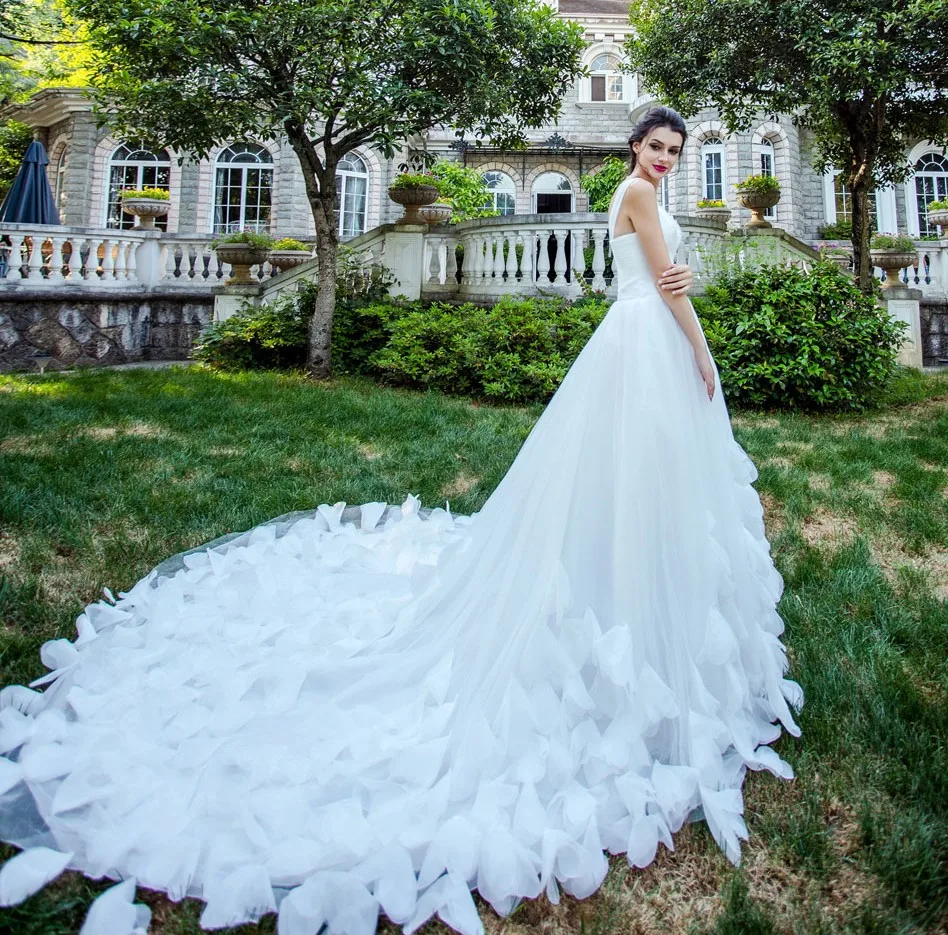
[7,0,948,247]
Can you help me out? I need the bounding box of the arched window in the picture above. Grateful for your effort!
[914,151,948,237]
[589,53,624,102]
[482,171,516,215]
[760,137,776,220]
[701,137,725,202]
[532,172,573,213]
[213,142,274,234]
[336,152,368,239]
[107,142,171,230]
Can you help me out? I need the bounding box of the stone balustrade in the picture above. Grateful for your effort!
[819,238,948,298]
[0,223,271,290]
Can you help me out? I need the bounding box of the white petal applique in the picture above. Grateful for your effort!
[0,848,73,906]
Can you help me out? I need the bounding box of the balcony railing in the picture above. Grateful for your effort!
[0,223,275,290]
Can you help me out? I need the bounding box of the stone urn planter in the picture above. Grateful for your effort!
[695,206,731,224]
[823,252,852,272]
[388,183,440,225]
[417,202,453,227]
[737,190,781,229]
[927,207,948,231]
[215,243,269,284]
[870,248,917,291]
[269,249,312,272]
[121,197,170,231]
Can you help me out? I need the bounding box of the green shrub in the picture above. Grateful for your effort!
[694,262,906,411]
[697,199,727,208]
[735,174,780,195]
[580,155,628,212]
[817,220,853,239]
[120,187,170,200]
[194,248,402,372]
[271,238,310,251]
[192,286,311,371]
[370,295,610,402]
[870,234,916,253]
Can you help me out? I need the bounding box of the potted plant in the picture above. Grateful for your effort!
[120,187,170,230]
[734,174,781,229]
[388,172,441,224]
[927,199,948,231]
[417,201,453,226]
[818,244,852,272]
[268,237,313,272]
[211,230,274,284]
[869,233,917,291]
[695,199,731,223]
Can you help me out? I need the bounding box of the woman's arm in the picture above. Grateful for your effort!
[621,180,715,399]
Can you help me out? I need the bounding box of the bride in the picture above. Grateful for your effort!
[0,106,802,935]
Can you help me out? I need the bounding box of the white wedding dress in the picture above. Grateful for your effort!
[0,178,802,934]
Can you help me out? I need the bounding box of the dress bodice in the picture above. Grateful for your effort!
[608,177,682,301]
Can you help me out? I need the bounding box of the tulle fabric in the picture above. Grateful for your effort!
[0,183,802,934]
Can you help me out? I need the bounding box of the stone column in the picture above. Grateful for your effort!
[884,285,923,369]
[381,225,427,300]
[60,112,100,227]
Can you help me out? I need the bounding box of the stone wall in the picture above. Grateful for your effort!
[921,301,948,367]
[0,291,213,373]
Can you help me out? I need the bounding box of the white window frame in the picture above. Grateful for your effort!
[760,138,776,220]
[106,142,171,230]
[336,152,369,239]
[213,142,274,235]
[482,171,516,215]
[701,137,725,202]
[821,169,895,233]
[907,150,948,238]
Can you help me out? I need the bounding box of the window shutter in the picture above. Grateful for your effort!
[591,76,606,102]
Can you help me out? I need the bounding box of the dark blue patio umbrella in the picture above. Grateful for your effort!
[0,139,60,225]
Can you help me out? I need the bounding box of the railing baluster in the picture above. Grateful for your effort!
[552,229,568,285]
[535,229,550,284]
[591,229,607,292]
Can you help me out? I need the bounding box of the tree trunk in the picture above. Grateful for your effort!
[283,121,342,380]
[850,173,874,295]
[308,196,337,380]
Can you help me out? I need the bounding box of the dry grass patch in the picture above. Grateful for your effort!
[762,456,795,470]
[0,433,56,456]
[0,532,20,570]
[800,506,861,548]
[359,442,383,461]
[808,473,831,492]
[776,440,815,453]
[209,445,242,457]
[441,471,481,500]
[760,491,786,539]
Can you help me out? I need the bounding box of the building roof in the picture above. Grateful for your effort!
[557,0,631,16]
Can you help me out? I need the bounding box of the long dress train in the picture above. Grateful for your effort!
[0,177,802,934]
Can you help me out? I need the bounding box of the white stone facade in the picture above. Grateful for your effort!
[8,0,947,247]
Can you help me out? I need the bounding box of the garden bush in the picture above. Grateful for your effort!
[193,250,403,372]
[192,285,312,371]
[693,261,906,411]
[370,295,610,402]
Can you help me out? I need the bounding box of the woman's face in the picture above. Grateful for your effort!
[632,126,684,185]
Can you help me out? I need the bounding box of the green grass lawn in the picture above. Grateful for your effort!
[0,366,946,935]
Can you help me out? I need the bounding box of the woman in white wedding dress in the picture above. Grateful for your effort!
[0,106,802,935]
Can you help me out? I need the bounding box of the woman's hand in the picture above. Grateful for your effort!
[695,346,716,401]
[658,263,693,296]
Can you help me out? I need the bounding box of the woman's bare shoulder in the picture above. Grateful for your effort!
[623,177,659,206]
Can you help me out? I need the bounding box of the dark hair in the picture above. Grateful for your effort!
[628,106,687,171]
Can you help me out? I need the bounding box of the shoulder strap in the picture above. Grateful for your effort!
[608,176,632,240]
